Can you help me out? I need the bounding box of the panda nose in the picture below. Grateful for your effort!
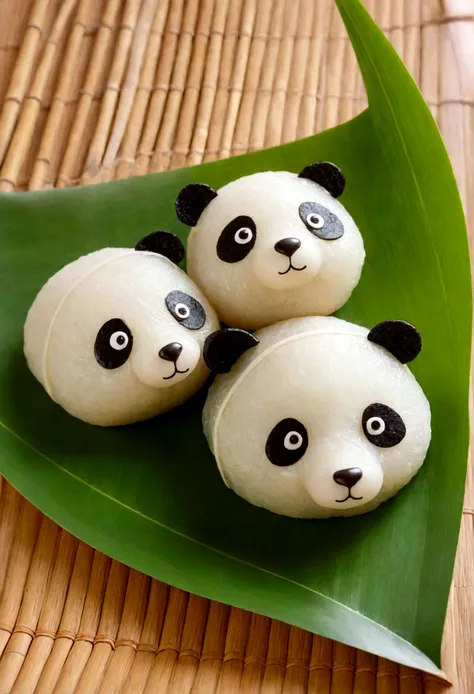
[159,342,183,363]
[333,467,363,489]
[274,237,301,257]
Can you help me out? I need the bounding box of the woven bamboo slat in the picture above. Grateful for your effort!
[0,0,472,692]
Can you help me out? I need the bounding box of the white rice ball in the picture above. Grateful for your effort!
[177,162,365,330]
[24,232,219,426]
[203,316,431,518]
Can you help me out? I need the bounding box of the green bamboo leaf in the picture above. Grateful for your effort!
[0,0,470,675]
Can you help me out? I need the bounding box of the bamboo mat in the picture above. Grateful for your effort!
[0,0,472,693]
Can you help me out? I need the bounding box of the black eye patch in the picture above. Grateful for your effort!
[216,215,257,263]
[265,418,308,467]
[362,403,406,448]
[299,202,344,240]
[165,290,206,330]
[95,318,133,369]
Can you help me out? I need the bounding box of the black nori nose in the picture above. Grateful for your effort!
[274,237,301,257]
[333,467,363,489]
[159,342,183,363]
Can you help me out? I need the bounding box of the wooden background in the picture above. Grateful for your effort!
[0,1,472,692]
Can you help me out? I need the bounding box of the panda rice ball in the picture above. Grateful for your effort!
[202,316,431,518]
[176,161,365,330]
[24,232,219,427]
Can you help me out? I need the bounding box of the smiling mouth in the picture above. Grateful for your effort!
[335,491,363,503]
[278,261,307,275]
[163,366,190,380]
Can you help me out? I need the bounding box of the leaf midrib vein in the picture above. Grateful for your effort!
[339,1,455,334]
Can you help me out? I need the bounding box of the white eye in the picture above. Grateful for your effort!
[366,416,386,436]
[174,302,190,320]
[109,331,129,351]
[234,227,253,245]
[284,431,304,450]
[306,212,325,229]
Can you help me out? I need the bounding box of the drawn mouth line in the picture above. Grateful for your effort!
[335,492,363,503]
[163,367,190,380]
[278,262,308,275]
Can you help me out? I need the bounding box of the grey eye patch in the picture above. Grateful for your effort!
[299,202,344,240]
[165,290,206,330]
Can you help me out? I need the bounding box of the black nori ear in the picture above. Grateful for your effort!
[204,329,259,374]
[298,161,346,198]
[175,183,218,226]
[368,320,422,364]
[135,231,185,264]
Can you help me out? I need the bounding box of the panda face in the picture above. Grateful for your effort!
[92,286,207,382]
[31,249,218,426]
[205,318,431,518]
[186,171,365,330]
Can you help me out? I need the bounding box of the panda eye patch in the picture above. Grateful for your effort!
[95,318,133,369]
[266,418,308,467]
[216,215,256,263]
[165,290,206,330]
[299,202,344,240]
[362,403,406,448]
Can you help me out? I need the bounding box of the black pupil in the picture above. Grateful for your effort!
[116,334,125,345]
[266,418,308,467]
[372,420,381,430]
[178,307,187,315]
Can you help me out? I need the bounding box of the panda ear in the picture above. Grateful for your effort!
[135,231,185,265]
[368,320,422,364]
[204,328,259,374]
[175,183,218,226]
[298,161,345,198]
